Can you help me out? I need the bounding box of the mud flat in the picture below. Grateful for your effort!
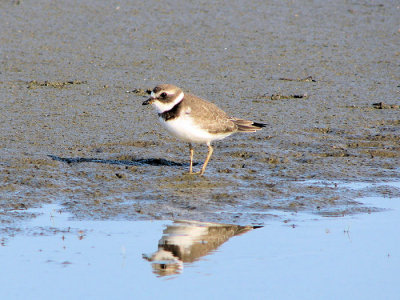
[1,0,399,226]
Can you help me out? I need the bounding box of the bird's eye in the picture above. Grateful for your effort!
[160,92,167,98]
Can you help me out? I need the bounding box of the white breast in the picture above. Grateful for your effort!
[160,115,232,144]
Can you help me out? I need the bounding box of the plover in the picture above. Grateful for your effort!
[142,84,265,175]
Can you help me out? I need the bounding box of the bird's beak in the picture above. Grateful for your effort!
[142,98,154,105]
[143,91,156,105]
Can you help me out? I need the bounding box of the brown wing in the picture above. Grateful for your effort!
[183,94,237,134]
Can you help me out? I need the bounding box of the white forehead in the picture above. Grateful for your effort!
[151,86,179,98]
[151,90,172,98]
[151,91,184,113]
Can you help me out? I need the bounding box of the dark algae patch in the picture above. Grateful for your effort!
[372,102,399,110]
[27,80,87,89]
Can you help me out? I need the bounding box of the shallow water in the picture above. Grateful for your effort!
[1,182,399,300]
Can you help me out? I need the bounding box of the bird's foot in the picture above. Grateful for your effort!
[185,170,204,176]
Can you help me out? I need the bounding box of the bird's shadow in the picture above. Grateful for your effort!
[48,155,196,167]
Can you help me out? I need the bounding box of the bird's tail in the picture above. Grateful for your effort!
[231,118,266,132]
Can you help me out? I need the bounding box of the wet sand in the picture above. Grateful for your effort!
[1,0,399,225]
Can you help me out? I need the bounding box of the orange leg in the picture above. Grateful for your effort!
[189,143,194,174]
[200,143,213,175]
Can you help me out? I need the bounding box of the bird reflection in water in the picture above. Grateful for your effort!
[143,220,261,277]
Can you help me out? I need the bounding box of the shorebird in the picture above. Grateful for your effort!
[142,84,265,175]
